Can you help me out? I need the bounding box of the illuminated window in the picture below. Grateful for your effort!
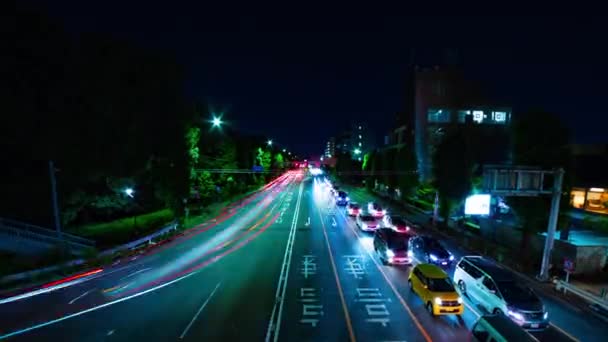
[358,142,362,146]
[358,135,362,139]
[492,111,507,123]
[457,110,471,123]
[427,109,451,123]
[472,110,484,123]
[358,126,362,130]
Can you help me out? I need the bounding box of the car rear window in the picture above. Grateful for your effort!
[360,215,375,221]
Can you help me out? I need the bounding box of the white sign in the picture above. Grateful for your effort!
[465,194,491,216]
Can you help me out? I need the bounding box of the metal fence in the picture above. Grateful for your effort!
[0,217,95,250]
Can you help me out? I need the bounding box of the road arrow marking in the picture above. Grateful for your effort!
[332,217,337,227]
[305,217,310,226]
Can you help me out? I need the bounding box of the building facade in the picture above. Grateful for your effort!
[413,66,511,182]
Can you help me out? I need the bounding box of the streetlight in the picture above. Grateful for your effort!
[124,188,134,198]
[267,139,273,146]
[211,116,223,128]
[354,148,362,155]
[282,149,286,153]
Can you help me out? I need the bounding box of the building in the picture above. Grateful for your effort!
[324,137,335,158]
[569,144,608,214]
[329,123,373,162]
[412,66,512,182]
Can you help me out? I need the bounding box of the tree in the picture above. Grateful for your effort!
[507,110,573,253]
[274,153,285,170]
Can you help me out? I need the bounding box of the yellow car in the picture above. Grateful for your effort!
[408,263,464,316]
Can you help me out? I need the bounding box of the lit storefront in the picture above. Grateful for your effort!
[570,187,608,214]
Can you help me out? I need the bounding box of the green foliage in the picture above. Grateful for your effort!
[274,153,285,169]
[72,209,174,246]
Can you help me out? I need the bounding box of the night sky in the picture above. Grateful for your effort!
[26,2,608,156]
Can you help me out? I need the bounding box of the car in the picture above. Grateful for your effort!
[454,256,549,331]
[356,213,380,232]
[382,215,413,233]
[367,202,386,218]
[410,236,454,266]
[347,202,361,216]
[373,228,413,265]
[336,191,349,206]
[408,263,463,316]
[471,314,538,342]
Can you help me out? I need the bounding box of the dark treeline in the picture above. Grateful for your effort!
[3,7,280,230]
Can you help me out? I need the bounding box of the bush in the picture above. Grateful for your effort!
[71,209,174,247]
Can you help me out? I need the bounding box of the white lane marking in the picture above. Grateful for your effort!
[107,330,115,336]
[120,267,152,281]
[68,289,95,305]
[550,322,580,342]
[305,217,310,226]
[179,282,221,339]
[265,180,304,342]
[0,271,200,339]
[331,217,337,227]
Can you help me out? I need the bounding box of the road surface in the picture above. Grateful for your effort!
[0,171,603,341]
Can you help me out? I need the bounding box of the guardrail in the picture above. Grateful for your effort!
[0,217,95,249]
[553,279,608,312]
[99,221,178,257]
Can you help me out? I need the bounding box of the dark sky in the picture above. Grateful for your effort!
[27,2,608,156]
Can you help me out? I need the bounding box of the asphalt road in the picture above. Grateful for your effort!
[0,171,604,341]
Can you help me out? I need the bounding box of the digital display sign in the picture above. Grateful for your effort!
[465,194,491,215]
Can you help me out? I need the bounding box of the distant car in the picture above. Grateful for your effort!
[383,215,413,233]
[356,214,380,231]
[336,191,349,206]
[368,202,386,218]
[410,236,454,266]
[347,202,361,216]
[373,228,412,265]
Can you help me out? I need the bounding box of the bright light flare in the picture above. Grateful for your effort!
[212,116,222,127]
[358,236,374,251]
[124,188,134,198]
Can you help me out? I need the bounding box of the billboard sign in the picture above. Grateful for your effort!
[465,194,491,216]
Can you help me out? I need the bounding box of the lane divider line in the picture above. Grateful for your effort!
[336,209,433,342]
[0,271,201,340]
[317,200,357,342]
[68,289,95,305]
[179,282,222,339]
[265,179,304,342]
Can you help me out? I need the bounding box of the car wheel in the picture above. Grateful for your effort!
[426,302,435,317]
[458,280,466,295]
[494,308,503,316]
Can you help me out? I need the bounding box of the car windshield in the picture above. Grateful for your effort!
[497,281,538,302]
[360,215,376,222]
[386,233,409,251]
[428,277,455,292]
[338,191,347,197]
[423,238,443,250]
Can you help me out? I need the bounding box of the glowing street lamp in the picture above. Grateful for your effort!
[282,149,286,153]
[353,148,362,155]
[124,188,134,198]
[267,139,273,146]
[211,116,223,128]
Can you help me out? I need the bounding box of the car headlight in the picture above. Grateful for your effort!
[382,210,387,215]
[507,310,525,321]
[429,254,438,261]
[449,255,454,261]
[346,197,350,201]
[434,297,442,305]
[407,250,413,257]
[362,223,367,229]
[543,311,548,320]
[386,249,395,258]
[457,297,463,304]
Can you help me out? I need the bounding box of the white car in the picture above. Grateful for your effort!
[453,256,548,331]
[356,214,380,231]
[367,202,386,218]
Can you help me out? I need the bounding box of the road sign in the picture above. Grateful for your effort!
[252,165,264,172]
[564,258,575,273]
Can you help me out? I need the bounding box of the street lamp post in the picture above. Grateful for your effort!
[267,139,273,146]
[125,188,137,229]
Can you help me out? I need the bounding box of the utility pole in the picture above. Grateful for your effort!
[49,161,64,248]
[538,168,565,282]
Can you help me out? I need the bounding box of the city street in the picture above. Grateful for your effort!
[0,171,604,341]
